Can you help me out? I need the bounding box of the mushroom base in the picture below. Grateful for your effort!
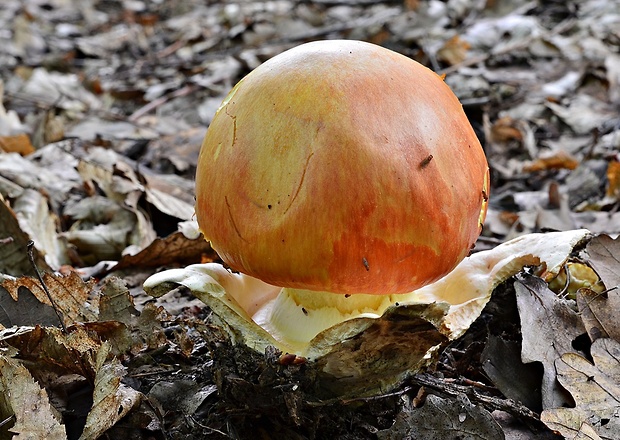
[253,287,415,354]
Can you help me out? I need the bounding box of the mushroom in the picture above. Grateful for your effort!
[194,40,490,349]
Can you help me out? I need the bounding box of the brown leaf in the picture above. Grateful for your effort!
[1,325,101,380]
[576,286,620,342]
[523,150,579,172]
[437,35,471,66]
[587,235,620,291]
[541,339,620,440]
[0,133,35,155]
[515,274,586,409]
[377,394,503,440]
[607,160,620,199]
[0,284,60,328]
[0,198,49,277]
[490,116,523,143]
[577,235,620,341]
[80,342,142,440]
[111,231,218,272]
[1,271,97,325]
[0,355,67,439]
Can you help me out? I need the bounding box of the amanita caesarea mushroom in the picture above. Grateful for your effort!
[144,41,594,360]
[192,40,488,346]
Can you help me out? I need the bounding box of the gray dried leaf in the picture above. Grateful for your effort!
[515,273,586,409]
[541,339,620,440]
[378,394,504,440]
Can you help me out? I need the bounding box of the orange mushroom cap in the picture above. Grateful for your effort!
[195,40,489,295]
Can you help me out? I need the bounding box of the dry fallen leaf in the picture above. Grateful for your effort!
[0,284,60,328]
[515,274,587,410]
[541,338,620,440]
[1,271,97,325]
[79,342,142,440]
[489,116,524,143]
[607,161,620,199]
[0,133,35,155]
[587,235,620,291]
[437,35,471,65]
[111,231,217,272]
[0,354,67,440]
[523,150,580,172]
[377,394,503,440]
[12,188,69,269]
[0,195,50,277]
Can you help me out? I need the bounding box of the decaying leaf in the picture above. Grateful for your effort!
[437,35,471,65]
[2,271,97,325]
[377,394,504,440]
[0,354,66,440]
[147,380,217,416]
[0,195,49,277]
[541,338,620,440]
[0,133,35,155]
[607,161,620,199]
[516,274,587,410]
[79,342,142,440]
[587,235,620,291]
[523,150,580,172]
[63,196,145,264]
[576,287,620,343]
[482,334,542,412]
[111,231,217,272]
[0,285,60,328]
[12,188,69,270]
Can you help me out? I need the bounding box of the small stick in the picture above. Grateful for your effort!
[0,415,14,429]
[27,241,67,333]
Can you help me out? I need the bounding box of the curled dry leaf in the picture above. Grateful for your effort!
[437,35,471,65]
[541,338,620,440]
[489,116,523,143]
[607,161,620,199]
[12,188,69,269]
[110,231,217,273]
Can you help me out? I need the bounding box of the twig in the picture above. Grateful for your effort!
[0,415,14,429]
[27,241,67,333]
[410,373,545,431]
[128,84,200,122]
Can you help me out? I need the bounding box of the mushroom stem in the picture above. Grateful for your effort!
[252,287,407,351]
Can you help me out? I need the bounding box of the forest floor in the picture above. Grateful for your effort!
[0,0,619,439]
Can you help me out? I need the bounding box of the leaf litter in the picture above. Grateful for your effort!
[0,0,619,438]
